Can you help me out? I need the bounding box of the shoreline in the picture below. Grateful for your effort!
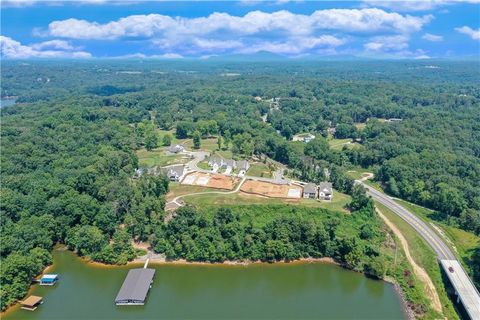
[2,249,407,317]
[87,255,340,268]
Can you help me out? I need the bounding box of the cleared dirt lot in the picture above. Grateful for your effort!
[181,172,238,190]
[240,180,303,198]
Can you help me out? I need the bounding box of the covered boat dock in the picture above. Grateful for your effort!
[115,268,155,306]
[40,274,59,286]
[21,295,43,311]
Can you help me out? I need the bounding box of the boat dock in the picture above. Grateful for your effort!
[115,260,155,306]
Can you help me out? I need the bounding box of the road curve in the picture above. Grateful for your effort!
[357,180,480,320]
[359,182,455,260]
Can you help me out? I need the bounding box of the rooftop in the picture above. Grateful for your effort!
[21,296,43,307]
[304,183,317,194]
[115,268,155,305]
[319,182,332,192]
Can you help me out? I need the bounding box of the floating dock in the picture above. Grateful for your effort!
[115,266,155,306]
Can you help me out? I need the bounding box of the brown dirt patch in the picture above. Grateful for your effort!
[240,180,303,198]
[181,172,238,190]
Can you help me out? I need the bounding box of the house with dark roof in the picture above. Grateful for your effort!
[207,154,225,171]
[237,160,250,172]
[318,182,333,201]
[167,144,184,154]
[225,159,236,169]
[167,165,185,181]
[303,183,318,199]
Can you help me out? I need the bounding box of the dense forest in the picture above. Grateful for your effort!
[1,60,479,310]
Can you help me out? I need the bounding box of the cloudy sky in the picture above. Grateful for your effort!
[1,0,479,59]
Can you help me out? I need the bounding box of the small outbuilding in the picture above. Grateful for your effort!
[115,268,156,306]
[21,295,43,311]
[40,274,58,286]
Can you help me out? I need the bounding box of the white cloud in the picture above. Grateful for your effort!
[362,0,480,12]
[0,36,91,58]
[239,35,345,55]
[455,26,480,40]
[45,9,432,40]
[422,33,443,41]
[1,0,38,7]
[30,39,76,50]
[364,35,410,52]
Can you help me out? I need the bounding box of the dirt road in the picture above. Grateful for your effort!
[376,208,443,314]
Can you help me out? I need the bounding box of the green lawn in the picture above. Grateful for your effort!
[196,161,211,170]
[377,204,458,320]
[184,137,219,152]
[327,136,362,150]
[246,162,273,178]
[183,189,351,213]
[345,167,374,180]
[137,148,189,167]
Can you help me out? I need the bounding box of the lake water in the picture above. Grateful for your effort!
[5,251,406,319]
[0,99,16,108]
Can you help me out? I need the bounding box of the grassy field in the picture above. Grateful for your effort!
[377,203,459,320]
[184,137,219,152]
[345,167,374,180]
[246,162,273,178]
[137,148,190,167]
[327,137,362,150]
[196,161,211,170]
[183,188,351,213]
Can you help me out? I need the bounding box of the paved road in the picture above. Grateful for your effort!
[357,180,480,319]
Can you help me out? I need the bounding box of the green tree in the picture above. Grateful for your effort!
[145,131,158,150]
[193,131,201,149]
[162,134,172,146]
[176,121,192,139]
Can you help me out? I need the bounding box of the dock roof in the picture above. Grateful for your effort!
[115,268,155,304]
[21,296,43,307]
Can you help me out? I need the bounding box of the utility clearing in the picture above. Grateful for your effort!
[376,208,443,315]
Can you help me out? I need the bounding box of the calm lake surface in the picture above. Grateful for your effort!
[6,251,406,320]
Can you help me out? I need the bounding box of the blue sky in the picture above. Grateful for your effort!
[1,0,479,59]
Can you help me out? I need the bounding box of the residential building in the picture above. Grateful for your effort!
[167,144,184,153]
[225,159,236,170]
[166,165,185,182]
[303,133,315,143]
[303,183,318,199]
[319,182,333,201]
[208,154,225,169]
[237,160,250,172]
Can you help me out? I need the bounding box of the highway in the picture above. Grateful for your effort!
[357,181,480,320]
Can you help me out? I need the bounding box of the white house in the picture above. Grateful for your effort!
[318,182,333,201]
[166,165,186,182]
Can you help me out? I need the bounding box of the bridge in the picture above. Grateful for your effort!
[357,181,480,320]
